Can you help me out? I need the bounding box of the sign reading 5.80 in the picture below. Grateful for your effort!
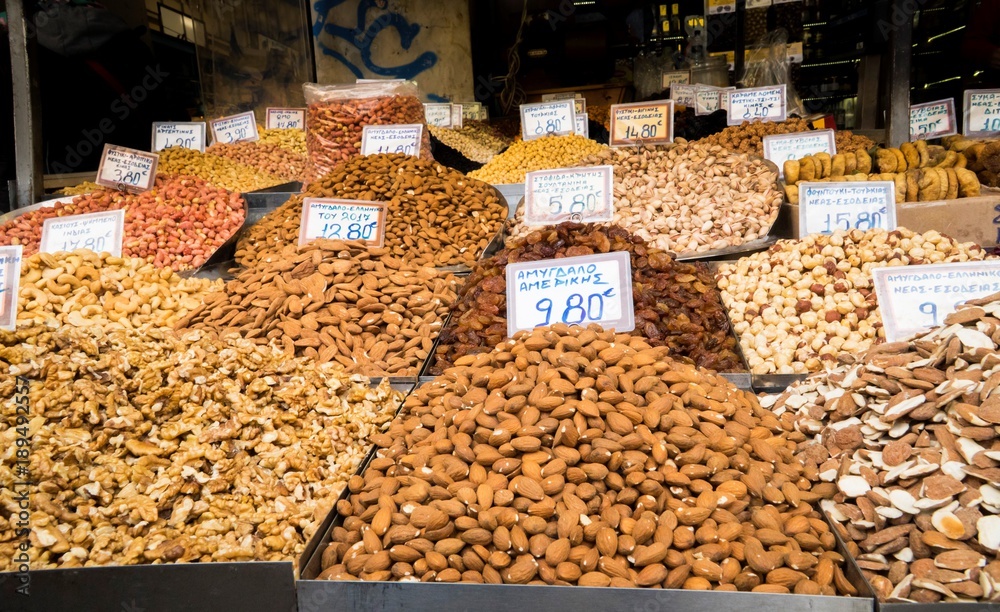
[524,166,613,226]
[298,198,388,248]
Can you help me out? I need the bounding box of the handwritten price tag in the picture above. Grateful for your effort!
[524,166,613,227]
[462,102,483,121]
[424,103,452,127]
[610,100,674,147]
[575,114,589,138]
[670,84,697,107]
[747,0,772,7]
[266,108,306,130]
[450,104,464,129]
[95,144,158,193]
[661,70,690,89]
[964,89,1000,138]
[521,100,576,141]
[299,199,387,248]
[873,261,1000,342]
[707,0,736,14]
[151,122,206,152]
[211,111,259,144]
[798,181,896,237]
[506,252,634,337]
[695,87,727,116]
[361,124,423,157]
[909,99,956,140]
[763,129,836,177]
[726,85,787,125]
[40,209,125,257]
[0,245,22,330]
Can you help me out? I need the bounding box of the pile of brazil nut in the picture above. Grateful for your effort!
[234,153,507,270]
[468,135,606,185]
[769,296,1000,603]
[157,147,284,192]
[0,325,404,569]
[317,324,858,594]
[178,239,459,377]
[717,229,987,375]
[432,224,743,374]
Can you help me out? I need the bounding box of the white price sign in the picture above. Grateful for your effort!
[670,84,697,107]
[695,87,726,116]
[40,209,125,257]
[360,124,423,157]
[451,104,464,129]
[523,166,613,227]
[0,245,22,331]
[747,0,772,7]
[299,198,387,247]
[726,85,787,125]
[609,101,674,147]
[266,108,306,130]
[520,100,576,141]
[661,70,690,89]
[763,129,837,177]
[575,114,589,138]
[151,122,206,152]
[506,252,634,337]
[462,102,483,120]
[211,111,259,144]
[424,103,452,127]
[798,181,896,237]
[964,89,1000,138]
[95,144,158,193]
[909,99,956,140]
[873,261,1000,342]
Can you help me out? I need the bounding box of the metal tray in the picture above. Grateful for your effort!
[492,183,524,219]
[242,181,303,216]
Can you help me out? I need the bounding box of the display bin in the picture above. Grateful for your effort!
[242,181,303,219]
[493,184,524,219]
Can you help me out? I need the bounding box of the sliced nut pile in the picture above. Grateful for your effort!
[717,229,987,374]
[258,127,307,156]
[235,153,506,269]
[0,325,403,569]
[695,118,812,156]
[157,147,284,192]
[318,324,856,594]
[206,140,306,183]
[770,297,1000,603]
[469,135,606,185]
[178,239,458,376]
[433,224,743,374]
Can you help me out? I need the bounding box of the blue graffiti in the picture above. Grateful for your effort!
[313,0,438,81]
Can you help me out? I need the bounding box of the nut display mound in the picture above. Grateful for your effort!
[318,324,856,594]
[206,140,306,183]
[428,125,506,165]
[695,118,812,156]
[0,325,403,569]
[468,134,606,185]
[157,147,284,192]
[234,153,507,270]
[57,181,102,196]
[179,239,458,376]
[258,127,307,156]
[771,297,1000,603]
[432,224,743,374]
[718,229,987,375]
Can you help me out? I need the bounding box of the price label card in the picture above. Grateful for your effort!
[798,181,896,237]
[450,104,464,129]
[521,100,576,140]
[763,129,837,177]
[661,70,691,89]
[964,89,1000,138]
[787,41,804,64]
[95,144,158,193]
[542,92,580,101]
[0,245,22,330]
[266,108,306,130]
[211,111,259,144]
[695,87,723,116]
[524,166,614,226]
[506,252,634,337]
[670,84,697,107]
[424,103,452,127]
[909,99,956,140]
[298,198,387,247]
[357,78,406,84]
[610,100,674,147]
[361,124,423,157]
[707,0,736,14]
[151,122,206,153]
[40,209,125,257]
[727,85,787,125]
[747,0,772,7]
[575,114,589,138]
[462,102,483,120]
[873,261,1000,342]
[574,98,586,116]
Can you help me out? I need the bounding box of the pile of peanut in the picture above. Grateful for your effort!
[206,140,306,183]
[469,135,606,184]
[717,229,987,374]
[0,324,403,569]
[235,153,506,269]
[157,147,284,192]
[318,324,856,594]
[178,239,458,376]
[770,296,1000,603]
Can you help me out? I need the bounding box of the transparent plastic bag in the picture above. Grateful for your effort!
[740,30,805,118]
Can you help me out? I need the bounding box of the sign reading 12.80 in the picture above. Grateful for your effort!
[298,198,388,248]
[523,166,613,226]
[798,181,896,237]
[505,252,634,337]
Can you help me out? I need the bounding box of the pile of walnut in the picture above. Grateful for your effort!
[769,295,1000,603]
[318,324,857,594]
[0,325,403,569]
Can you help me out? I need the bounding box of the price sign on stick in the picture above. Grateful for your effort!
[450,104,464,129]
[40,210,125,257]
[909,99,956,140]
[661,70,691,89]
[0,245,23,331]
[575,114,589,138]
[298,199,387,247]
[360,124,423,157]
[95,144,158,193]
[424,103,452,127]
[211,111,259,144]
[964,89,1000,138]
[670,84,697,107]
[266,108,306,130]
[695,87,724,116]
[506,252,634,336]
[798,181,896,237]
[520,100,576,141]
[524,166,613,226]
[151,122,206,152]
[610,101,674,147]
[763,130,836,177]
[726,85,787,125]
[873,261,1000,342]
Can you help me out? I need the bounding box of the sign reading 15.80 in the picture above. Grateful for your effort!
[298,198,388,248]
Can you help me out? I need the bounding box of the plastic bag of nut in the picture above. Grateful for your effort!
[304,81,433,180]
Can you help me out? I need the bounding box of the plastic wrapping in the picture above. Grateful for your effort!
[740,30,805,118]
[303,81,432,180]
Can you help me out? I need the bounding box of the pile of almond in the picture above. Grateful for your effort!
[317,324,857,593]
[770,294,1000,603]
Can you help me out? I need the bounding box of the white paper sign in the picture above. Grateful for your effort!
[747,0,772,8]
[266,108,306,130]
[151,122,206,153]
[0,245,22,330]
[609,101,674,147]
[727,85,787,125]
[211,111,259,144]
[798,181,896,237]
[909,99,957,140]
[524,166,613,227]
[520,100,576,141]
[695,87,725,116]
[964,89,1000,138]
[575,114,589,138]
[298,198,387,247]
[670,84,698,107]
[873,261,1000,342]
[40,209,125,257]
[506,252,634,337]
[763,129,837,177]
[424,103,452,127]
[462,102,483,121]
[95,144,158,193]
[661,71,691,90]
[451,104,464,129]
[360,124,423,157]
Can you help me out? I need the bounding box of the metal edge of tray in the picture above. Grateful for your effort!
[492,183,524,218]
[418,310,456,379]
[248,181,304,194]
[0,196,73,224]
[823,504,879,603]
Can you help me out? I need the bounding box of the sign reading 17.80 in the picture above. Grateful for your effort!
[298,198,388,248]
